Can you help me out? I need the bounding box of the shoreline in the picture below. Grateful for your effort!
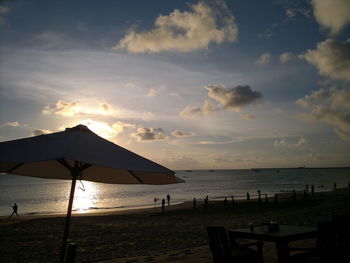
[0,187,339,222]
[0,186,336,220]
[0,187,344,226]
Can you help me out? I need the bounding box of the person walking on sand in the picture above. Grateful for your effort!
[10,203,18,217]
[166,193,170,206]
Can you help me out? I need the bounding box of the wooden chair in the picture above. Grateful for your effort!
[207,226,263,263]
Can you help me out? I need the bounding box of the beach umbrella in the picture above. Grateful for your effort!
[0,124,181,262]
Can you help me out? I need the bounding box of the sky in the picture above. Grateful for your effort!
[0,0,350,170]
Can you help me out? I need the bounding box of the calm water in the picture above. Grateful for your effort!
[0,168,349,216]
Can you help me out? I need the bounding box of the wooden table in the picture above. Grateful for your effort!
[229,225,318,263]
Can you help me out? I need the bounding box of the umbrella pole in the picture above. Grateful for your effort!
[60,173,77,263]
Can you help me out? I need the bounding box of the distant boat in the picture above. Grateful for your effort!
[208,170,214,172]
[252,169,261,172]
[297,166,306,169]
[185,170,193,172]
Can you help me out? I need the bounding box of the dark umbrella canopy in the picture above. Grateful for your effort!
[0,125,178,184]
[0,124,180,262]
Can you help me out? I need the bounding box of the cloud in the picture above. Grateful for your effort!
[255,52,271,65]
[43,100,80,117]
[180,85,262,117]
[1,121,21,127]
[180,99,218,117]
[131,127,168,141]
[99,102,114,114]
[147,88,158,97]
[171,130,195,137]
[279,52,294,63]
[285,8,310,20]
[273,137,307,148]
[205,85,262,111]
[299,39,350,81]
[114,0,238,53]
[296,87,350,140]
[32,129,52,136]
[112,121,135,134]
[311,0,350,35]
[42,100,121,117]
[77,119,135,139]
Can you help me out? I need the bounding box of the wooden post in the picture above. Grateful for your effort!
[60,173,77,263]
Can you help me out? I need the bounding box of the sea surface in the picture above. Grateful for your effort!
[0,168,349,216]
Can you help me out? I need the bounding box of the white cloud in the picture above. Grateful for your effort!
[114,0,238,53]
[1,121,21,127]
[296,87,350,140]
[147,88,159,97]
[299,39,350,82]
[42,100,122,117]
[43,100,80,117]
[255,52,271,65]
[285,7,310,20]
[311,0,350,35]
[77,119,135,139]
[112,121,135,134]
[280,52,294,63]
[273,137,307,148]
[180,99,218,117]
[131,127,168,141]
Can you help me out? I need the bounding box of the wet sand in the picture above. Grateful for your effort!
[1,188,349,263]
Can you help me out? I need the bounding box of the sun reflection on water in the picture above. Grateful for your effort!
[73,181,99,213]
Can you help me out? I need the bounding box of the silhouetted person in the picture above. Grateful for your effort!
[306,184,309,192]
[193,198,196,209]
[333,182,337,190]
[161,198,165,213]
[311,185,315,195]
[265,193,268,204]
[257,190,262,207]
[246,192,250,200]
[304,189,308,199]
[204,196,208,211]
[231,195,235,208]
[166,193,170,206]
[224,196,228,206]
[10,203,18,217]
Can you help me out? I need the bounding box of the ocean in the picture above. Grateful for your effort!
[0,168,349,217]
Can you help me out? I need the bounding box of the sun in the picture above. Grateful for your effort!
[80,119,116,139]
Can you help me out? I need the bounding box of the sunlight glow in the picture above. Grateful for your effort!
[80,119,117,138]
[73,181,99,213]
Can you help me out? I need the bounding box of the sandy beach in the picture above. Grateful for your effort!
[1,188,350,263]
